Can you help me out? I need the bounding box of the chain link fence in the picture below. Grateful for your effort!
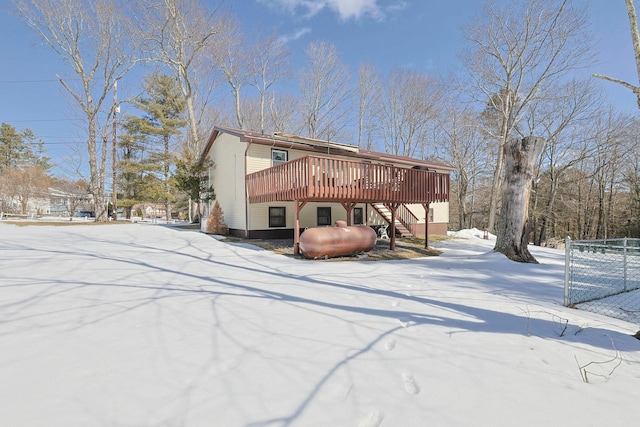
[564,238,640,324]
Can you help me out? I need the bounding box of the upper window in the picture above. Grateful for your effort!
[272,149,288,167]
[317,207,332,226]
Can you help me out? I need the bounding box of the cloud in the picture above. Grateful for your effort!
[258,0,405,21]
[278,27,312,44]
[385,1,408,14]
[329,0,383,21]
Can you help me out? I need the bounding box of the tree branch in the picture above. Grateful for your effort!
[592,74,640,92]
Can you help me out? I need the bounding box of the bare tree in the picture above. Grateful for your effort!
[15,0,136,221]
[214,17,248,129]
[435,104,491,230]
[357,63,381,149]
[269,93,300,133]
[529,107,629,241]
[240,97,262,133]
[461,0,592,237]
[462,0,592,262]
[594,0,640,107]
[299,41,353,140]
[0,165,52,215]
[585,109,629,239]
[136,0,225,155]
[373,67,441,158]
[525,79,604,244]
[621,119,640,236]
[53,178,91,217]
[247,31,292,134]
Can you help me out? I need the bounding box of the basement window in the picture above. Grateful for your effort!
[269,207,286,227]
[317,207,331,226]
[353,207,363,225]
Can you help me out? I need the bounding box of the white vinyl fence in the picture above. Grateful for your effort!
[564,237,640,324]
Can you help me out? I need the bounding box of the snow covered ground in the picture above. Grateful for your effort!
[1,223,638,426]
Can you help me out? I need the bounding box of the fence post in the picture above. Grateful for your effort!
[564,236,571,306]
[623,237,628,292]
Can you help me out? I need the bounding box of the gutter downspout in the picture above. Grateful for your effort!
[244,140,252,238]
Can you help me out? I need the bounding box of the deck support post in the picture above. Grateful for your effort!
[423,203,430,249]
[294,200,307,256]
[340,202,358,226]
[384,203,400,251]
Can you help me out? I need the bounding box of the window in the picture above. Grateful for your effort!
[317,207,331,226]
[272,149,288,166]
[269,207,286,227]
[428,208,434,223]
[353,207,363,225]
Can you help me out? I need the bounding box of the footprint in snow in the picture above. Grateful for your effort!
[398,318,412,328]
[385,339,396,351]
[402,373,421,395]
[391,300,400,307]
[358,410,385,427]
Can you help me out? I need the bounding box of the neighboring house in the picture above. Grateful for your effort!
[130,203,167,220]
[49,187,94,217]
[200,126,454,253]
[1,187,93,218]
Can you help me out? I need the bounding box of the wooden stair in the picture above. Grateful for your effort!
[371,203,415,238]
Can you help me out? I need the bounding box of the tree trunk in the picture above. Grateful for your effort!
[537,176,559,245]
[494,136,545,263]
[164,134,171,222]
[88,115,107,222]
[180,69,200,155]
[487,142,505,232]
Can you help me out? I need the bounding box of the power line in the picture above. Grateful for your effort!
[36,141,87,145]
[0,78,81,84]
[36,136,86,139]
[3,119,84,123]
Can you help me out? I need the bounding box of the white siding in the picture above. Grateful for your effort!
[205,133,248,231]
[246,144,368,174]
[248,202,376,230]
[206,131,450,232]
[431,201,449,224]
[404,203,448,225]
[248,202,295,229]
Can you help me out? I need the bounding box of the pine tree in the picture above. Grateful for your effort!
[206,200,228,235]
[0,123,50,171]
[130,73,187,220]
[116,73,187,219]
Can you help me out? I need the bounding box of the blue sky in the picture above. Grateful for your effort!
[0,0,637,178]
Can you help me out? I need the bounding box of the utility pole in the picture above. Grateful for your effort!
[111,79,118,221]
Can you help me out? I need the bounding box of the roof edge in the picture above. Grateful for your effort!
[201,125,455,171]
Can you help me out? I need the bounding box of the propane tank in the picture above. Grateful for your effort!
[299,223,377,259]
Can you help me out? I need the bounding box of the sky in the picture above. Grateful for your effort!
[1,222,639,426]
[0,0,638,178]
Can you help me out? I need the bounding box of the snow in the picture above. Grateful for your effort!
[1,223,638,426]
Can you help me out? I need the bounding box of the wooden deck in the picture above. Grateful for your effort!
[246,155,450,204]
[246,155,450,254]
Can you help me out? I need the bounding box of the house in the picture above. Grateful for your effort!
[0,186,93,218]
[199,126,454,254]
[130,203,167,220]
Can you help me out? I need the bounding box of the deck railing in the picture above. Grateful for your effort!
[246,155,449,204]
[396,203,420,236]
